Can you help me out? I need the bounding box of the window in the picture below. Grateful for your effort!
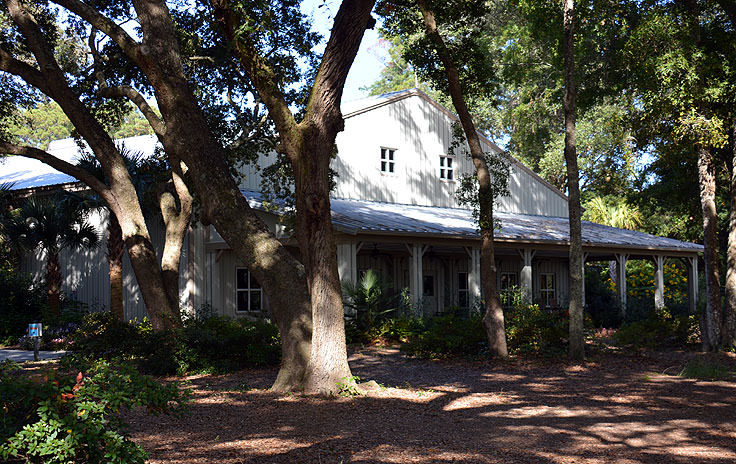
[457,272,469,307]
[236,267,262,312]
[380,147,396,174]
[500,272,517,290]
[500,272,518,308]
[439,155,454,180]
[422,275,435,296]
[540,273,555,307]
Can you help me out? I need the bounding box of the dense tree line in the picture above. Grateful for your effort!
[373,0,736,351]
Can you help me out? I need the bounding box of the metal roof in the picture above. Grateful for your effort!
[243,190,703,253]
[0,135,158,190]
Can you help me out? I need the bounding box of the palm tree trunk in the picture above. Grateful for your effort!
[46,250,62,319]
[107,212,125,321]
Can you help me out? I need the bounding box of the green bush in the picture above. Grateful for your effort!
[679,358,733,380]
[402,311,487,359]
[0,271,45,345]
[504,304,568,355]
[614,307,698,349]
[0,358,187,463]
[401,299,573,359]
[66,311,281,375]
[346,316,423,345]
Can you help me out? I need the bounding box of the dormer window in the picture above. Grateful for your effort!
[440,155,454,180]
[380,147,396,174]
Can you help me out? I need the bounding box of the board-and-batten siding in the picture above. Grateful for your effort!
[332,94,569,217]
[19,210,208,322]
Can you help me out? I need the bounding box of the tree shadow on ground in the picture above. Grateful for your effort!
[126,348,736,464]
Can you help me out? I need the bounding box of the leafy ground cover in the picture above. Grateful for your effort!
[123,346,736,464]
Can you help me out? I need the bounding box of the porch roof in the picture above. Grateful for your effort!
[243,190,703,255]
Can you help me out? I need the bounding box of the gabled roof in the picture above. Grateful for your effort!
[340,88,569,204]
[243,190,703,254]
[0,135,158,191]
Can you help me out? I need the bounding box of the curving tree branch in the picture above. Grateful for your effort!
[0,141,111,198]
[52,0,143,64]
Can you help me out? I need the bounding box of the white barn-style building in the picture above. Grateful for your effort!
[3,89,703,321]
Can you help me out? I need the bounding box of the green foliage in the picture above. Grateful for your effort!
[5,193,99,258]
[401,311,487,359]
[614,308,698,350]
[678,358,733,381]
[0,358,187,463]
[583,196,642,230]
[0,271,45,344]
[67,311,281,375]
[401,291,572,359]
[336,375,362,397]
[504,303,568,355]
[346,316,424,346]
[5,101,154,150]
[584,264,620,328]
[6,102,72,150]
[343,270,400,333]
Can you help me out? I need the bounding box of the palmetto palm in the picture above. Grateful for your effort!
[6,193,99,317]
[584,196,642,230]
[342,270,398,331]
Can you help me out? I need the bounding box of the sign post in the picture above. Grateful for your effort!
[28,323,42,361]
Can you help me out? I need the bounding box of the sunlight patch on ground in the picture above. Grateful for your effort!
[481,405,607,418]
[351,444,496,463]
[443,392,517,411]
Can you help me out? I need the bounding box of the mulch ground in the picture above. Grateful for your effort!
[126,347,736,464]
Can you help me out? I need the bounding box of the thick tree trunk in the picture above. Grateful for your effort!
[107,213,125,321]
[564,0,585,360]
[416,0,507,357]
[723,128,736,349]
[698,145,722,351]
[46,251,62,318]
[294,141,352,394]
[121,0,314,390]
[124,233,181,331]
[159,167,194,310]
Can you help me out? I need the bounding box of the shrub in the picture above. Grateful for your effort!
[0,271,45,345]
[346,316,423,345]
[614,307,698,349]
[177,315,280,373]
[504,304,568,355]
[0,358,187,463]
[402,310,487,359]
[66,311,281,375]
[679,358,733,380]
[402,299,575,359]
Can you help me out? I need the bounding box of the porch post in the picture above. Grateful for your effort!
[617,253,629,317]
[407,244,427,307]
[686,256,699,314]
[337,241,362,285]
[654,255,665,310]
[519,248,536,303]
[464,246,482,306]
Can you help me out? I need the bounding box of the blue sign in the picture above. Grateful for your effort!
[28,323,42,338]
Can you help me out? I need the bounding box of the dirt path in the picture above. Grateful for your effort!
[127,347,736,463]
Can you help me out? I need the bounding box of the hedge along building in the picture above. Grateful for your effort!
[3,89,703,320]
